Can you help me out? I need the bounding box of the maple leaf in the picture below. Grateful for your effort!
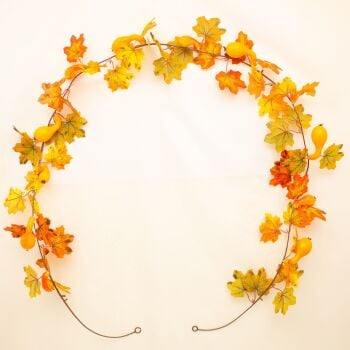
[38,81,65,111]
[227,277,245,297]
[4,188,26,214]
[215,70,246,94]
[269,151,292,187]
[286,174,308,199]
[271,77,298,102]
[298,82,319,97]
[45,143,72,169]
[258,93,289,119]
[282,149,308,174]
[53,112,87,144]
[264,118,294,151]
[64,61,100,80]
[104,66,134,91]
[256,59,281,74]
[248,68,265,98]
[115,43,144,70]
[13,132,42,166]
[41,272,55,292]
[283,195,326,228]
[24,265,41,298]
[283,105,312,129]
[64,34,87,63]
[41,272,71,294]
[154,51,184,83]
[4,224,26,238]
[228,268,273,300]
[168,36,200,67]
[35,214,53,244]
[259,214,282,243]
[276,260,304,287]
[273,287,296,315]
[192,16,226,42]
[49,226,74,258]
[320,144,344,169]
[193,40,221,69]
[25,163,50,192]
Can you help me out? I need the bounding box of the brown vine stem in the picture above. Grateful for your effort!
[25,40,310,337]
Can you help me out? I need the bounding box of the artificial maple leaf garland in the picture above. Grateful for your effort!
[3,16,344,337]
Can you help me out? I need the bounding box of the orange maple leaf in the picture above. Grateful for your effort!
[215,70,246,94]
[287,174,309,199]
[259,214,282,242]
[284,194,326,228]
[63,34,87,63]
[4,224,26,238]
[49,226,74,258]
[194,40,222,69]
[38,81,65,111]
[269,151,292,187]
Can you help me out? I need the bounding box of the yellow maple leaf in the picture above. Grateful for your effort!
[192,16,226,42]
[25,163,50,192]
[4,188,26,214]
[271,77,298,102]
[45,143,72,169]
[53,112,87,144]
[273,287,296,315]
[259,213,282,243]
[264,118,294,151]
[282,149,308,174]
[320,144,344,169]
[24,265,41,298]
[215,70,246,94]
[64,61,100,80]
[63,34,87,63]
[153,51,184,84]
[248,68,265,98]
[168,36,200,67]
[115,43,144,70]
[13,132,42,166]
[258,94,289,119]
[228,268,273,300]
[104,66,134,91]
[283,105,312,130]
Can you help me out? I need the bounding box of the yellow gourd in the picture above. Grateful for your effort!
[20,216,36,250]
[34,114,62,143]
[308,124,327,160]
[226,41,256,59]
[38,164,50,184]
[289,237,312,265]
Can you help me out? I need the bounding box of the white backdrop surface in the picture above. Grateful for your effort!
[0,0,349,349]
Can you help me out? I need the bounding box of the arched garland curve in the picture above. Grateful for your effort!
[4,17,344,338]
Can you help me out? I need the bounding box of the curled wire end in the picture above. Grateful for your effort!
[192,325,199,332]
[134,327,142,334]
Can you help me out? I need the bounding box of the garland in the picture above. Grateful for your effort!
[4,16,344,338]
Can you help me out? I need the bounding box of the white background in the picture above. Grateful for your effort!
[0,0,349,349]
